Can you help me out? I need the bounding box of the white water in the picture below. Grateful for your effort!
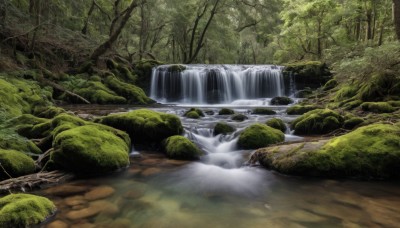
[150,65,286,104]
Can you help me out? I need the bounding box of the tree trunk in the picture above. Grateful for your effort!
[0,1,6,28]
[91,0,141,62]
[393,0,400,40]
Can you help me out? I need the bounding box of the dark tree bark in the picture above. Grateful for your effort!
[91,0,142,62]
[82,0,96,35]
[393,0,400,40]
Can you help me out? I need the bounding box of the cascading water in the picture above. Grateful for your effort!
[150,64,286,104]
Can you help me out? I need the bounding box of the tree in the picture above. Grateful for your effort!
[394,0,400,40]
[90,0,143,62]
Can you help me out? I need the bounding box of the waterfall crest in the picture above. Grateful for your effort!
[150,64,285,104]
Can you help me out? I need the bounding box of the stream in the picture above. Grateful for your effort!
[38,102,400,228]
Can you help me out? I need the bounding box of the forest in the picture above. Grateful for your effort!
[0,0,400,227]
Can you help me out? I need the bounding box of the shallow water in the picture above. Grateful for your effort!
[39,103,400,228]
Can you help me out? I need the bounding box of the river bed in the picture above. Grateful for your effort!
[38,104,400,228]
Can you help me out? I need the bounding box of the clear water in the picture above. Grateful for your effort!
[39,105,400,228]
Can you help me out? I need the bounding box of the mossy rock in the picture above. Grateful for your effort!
[34,106,66,119]
[218,108,235,115]
[231,114,248,122]
[340,99,363,110]
[343,117,364,130]
[52,125,130,174]
[358,73,400,102]
[334,85,359,102]
[0,194,56,227]
[184,108,204,119]
[104,76,152,104]
[163,136,202,160]
[238,124,285,150]
[266,118,287,133]
[214,122,235,136]
[291,109,344,135]
[294,88,313,98]
[361,102,396,113]
[98,109,183,144]
[270,97,294,105]
[322,79,338,91]
[167,64,186,72]
[286,105,320,115]
[253,124,400,179]
[0,127,42,155]
[0,149,36,180]
[388,101,400,107]
[251,108,276,115]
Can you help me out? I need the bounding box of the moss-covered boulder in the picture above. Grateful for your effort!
[231,114,248,121]
[218,108,235,115]
[322,79,338,91]
[52,125,130,174]
[104,76,153,104]
[0,149,36,180]
[238,124,285,150]
[0,127,42,155]
[361,102,396,113]
[270,97,294,105]
[252,124,400,179]
[343,117,364,130]
[266,118,287,133]
[98,109,183,144]
[163,136,202,160]
[34,106,66,119]
[214,122,235,136]
[251,108,276,115]
[291,109,344,135]
[0,194,56,227]
[286,105,319,115]
[184,108,204,119]
[167,64,186,72]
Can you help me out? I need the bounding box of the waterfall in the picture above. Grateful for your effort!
[150,64,285,104]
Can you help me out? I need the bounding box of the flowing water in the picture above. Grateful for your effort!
[38,65,400,227]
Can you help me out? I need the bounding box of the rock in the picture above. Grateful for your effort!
[65,195,87,207]
[231,114,248,121]
[286,105,320,115]
[184,108,204,119]
[238,124,285,149]
[84,186,115,201]
[52,125,130,175]
[0,149,36,180]
[213,122,235,135]
[66,200,118,221]
[343,117,364,130]
[289,210,327,223]
[98,109,183,144]
[163,136,203,160]
[361,102,396,113]
[322,79,338,91]
[204,110,215,115]
[265,118,287,133]
[252,123,400,179]
[218,108,235,115]
[291,109,344,135]
[44,184,89,197]
[0,194,56,227]
[251,108,276,115]
[141,158,162,165]
[270,96,294,105]
[141,168,162,176]
[47,220,69,228]
[70,222,96,228]
[123,189,145,200]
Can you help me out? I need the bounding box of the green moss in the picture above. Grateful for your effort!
[78,61,93,74]
[238,124,284,150]
[291,109,344,135]
[98,109,183,144]
[185,111,200,119]
[343,117,364,130]
[167,64,186,72]
[361,102,396,113]
[266,118,287,133]
[0,149,36,180]
[322,79,338,91]
[252,108,276,115]
[218,108,235,115]
[106,59,119,70]
[270,97,294,105]
[388,101,400,107]
[52,125,130,174]
[51,113,86,136]
[184,108,204,119]
[0,193,56,227]
[0,128,42,155]
[35,106,66,118]
[340,99,362,110]
[358,73,399,102]
[286,105,320,115]
[104,76,152,104]
[231,114,248,121]
[214,122,235,136]
[163,136,202,160]
[334,85,358,102]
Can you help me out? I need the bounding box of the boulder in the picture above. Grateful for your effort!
[218,108,235,115]
[238,124,285,149]
[0,149,35,180]
[213,122,235,135]
[270,97,294,105]
[291,109,344,135]
[252,108,276,115]
[266,118,287,133]
[163,136,203,160]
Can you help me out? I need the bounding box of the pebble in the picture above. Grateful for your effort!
[141,168,161,176]
[46,220,69,228]
[84,186,115,201]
